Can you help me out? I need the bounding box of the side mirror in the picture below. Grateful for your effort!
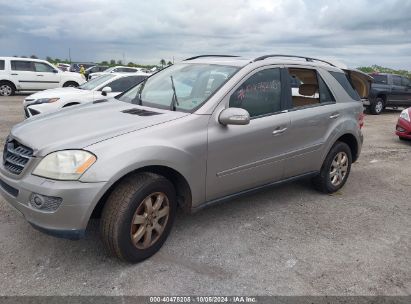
[53,69,58,73]
[101,86,112,96]
[219,108,250,126]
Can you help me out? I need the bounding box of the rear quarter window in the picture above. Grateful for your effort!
[329,71,360,101]
[0,60,4,70]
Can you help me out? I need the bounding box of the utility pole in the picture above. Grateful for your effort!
[69,48,71,63]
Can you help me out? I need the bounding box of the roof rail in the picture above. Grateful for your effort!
[184,55,240,61]
[253,55,336,67]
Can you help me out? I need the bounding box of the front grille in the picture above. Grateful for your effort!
[3,138,33,175]
[0,179,19,197]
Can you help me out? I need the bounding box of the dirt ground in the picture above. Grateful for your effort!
[0,95,410,296]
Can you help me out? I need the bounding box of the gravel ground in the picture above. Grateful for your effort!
[0,95,410,296]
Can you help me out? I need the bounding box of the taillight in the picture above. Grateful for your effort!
[359,112,365,129]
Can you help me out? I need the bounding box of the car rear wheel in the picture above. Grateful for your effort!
[370,97,384,115]
[0,82,15,96]
[100,172,177,263]
[312,141,352,193]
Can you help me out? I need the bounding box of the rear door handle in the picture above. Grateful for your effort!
[37,74,44,76]
[329,113,340,119]
[11,73,18,76]
[272,127,287,135]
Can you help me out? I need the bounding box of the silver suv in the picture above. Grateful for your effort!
[0,55,366,262]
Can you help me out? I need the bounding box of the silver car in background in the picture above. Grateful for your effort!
[0,55,366,262]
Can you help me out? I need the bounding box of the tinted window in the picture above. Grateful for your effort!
[330,71,360,101]
[402,77,411,87]
[121,68,136,73]
[392,75,402,86]
[107,75,147,92]
[0,60,4,70]
[318,75,335,103]
[34,62,55,73]
[371,74,387,84]
[11,61,34,71]
[229,68,282,117]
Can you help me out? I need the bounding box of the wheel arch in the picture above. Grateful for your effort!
[0,79,17,90]
[335,133,360,163]
[63,80,79,87]
[90,165,193,219]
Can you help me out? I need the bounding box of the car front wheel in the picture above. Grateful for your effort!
[312,141,352,193]
[100,172,177,263]
[370,97,384,115]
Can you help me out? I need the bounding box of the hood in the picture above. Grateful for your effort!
[343,68,373,99]
[11,100,189,156]
[24,88,90,104]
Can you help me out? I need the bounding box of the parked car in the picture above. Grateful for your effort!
[0,55,367,262]
[69,62,95,73]
[84,66,109,80]
[364,73,411,114]
[0,57,86,96]
[395,107,411,140]
[23,73,148,118]
[57,63,70,72]
[89,66,143,79]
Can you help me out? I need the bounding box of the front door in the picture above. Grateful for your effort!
[33,62,60,89]
[206,67,291,201]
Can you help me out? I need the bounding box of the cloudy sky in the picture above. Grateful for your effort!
[1,0,410,69]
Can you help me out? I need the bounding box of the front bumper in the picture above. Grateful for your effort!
[395,118,411,139]
[0,160,107,239]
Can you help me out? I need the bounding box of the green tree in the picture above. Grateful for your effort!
[167,61,172,66]
[160,59,166,68]
[117,60,122,65]
[101,61,109,65]
[30,55,38,59]
[127,62,135,67]
[46,56,53,62]
[110,59,116,65]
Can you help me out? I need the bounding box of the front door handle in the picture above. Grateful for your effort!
[37,74,44,76]
[272,127,287,135]
[329,113,340,119]
[11,73,18,76]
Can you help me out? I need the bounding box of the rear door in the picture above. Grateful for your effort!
[401,77,411,106]
[389,75,406,104]
[33,62,60,89]
[282,66,342,178]
[10,60,38,90]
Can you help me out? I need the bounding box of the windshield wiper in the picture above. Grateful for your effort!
[169,75,179,111]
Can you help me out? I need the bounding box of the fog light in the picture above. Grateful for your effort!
[29,193,62,212]
[397,126,405,132]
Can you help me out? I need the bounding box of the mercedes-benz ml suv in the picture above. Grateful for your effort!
[0,55,366,262]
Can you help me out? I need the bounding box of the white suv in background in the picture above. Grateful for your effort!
[89,66,144,79]
[0,57,86,96]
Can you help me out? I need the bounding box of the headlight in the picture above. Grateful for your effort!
[35,98,60,104]
[400,109,410,122]
[33,150,96,180]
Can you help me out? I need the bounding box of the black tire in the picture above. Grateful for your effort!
[63,81,79,87]
[312,141,352,194]
[370,97,384,115]
[100,172,177,263]
[0,81,16,96]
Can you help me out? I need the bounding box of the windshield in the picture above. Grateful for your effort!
[78,74,116,90]
[104,67,116,73]
[117,63,239,112]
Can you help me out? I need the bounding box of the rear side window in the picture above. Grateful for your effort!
[0,60,4,70]
[392,75,402,86]
[402,77,410,87]
[229,68,282,117]
[11,61,34,71]
[329,71,360,101]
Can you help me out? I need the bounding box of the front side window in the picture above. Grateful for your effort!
[78,74,115,90]
[34,62,55,73]
[0,60,4,70]
[330,71,360,101]
[118,63,239,112]
[11,60,34,71]
[371,74,388,84]
[229,68,282,117]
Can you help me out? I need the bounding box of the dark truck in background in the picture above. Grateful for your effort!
[364,73,411,114]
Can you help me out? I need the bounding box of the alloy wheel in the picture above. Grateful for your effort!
[329,152,348,186]
[0,85,12,96]
[130,192,170,249]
